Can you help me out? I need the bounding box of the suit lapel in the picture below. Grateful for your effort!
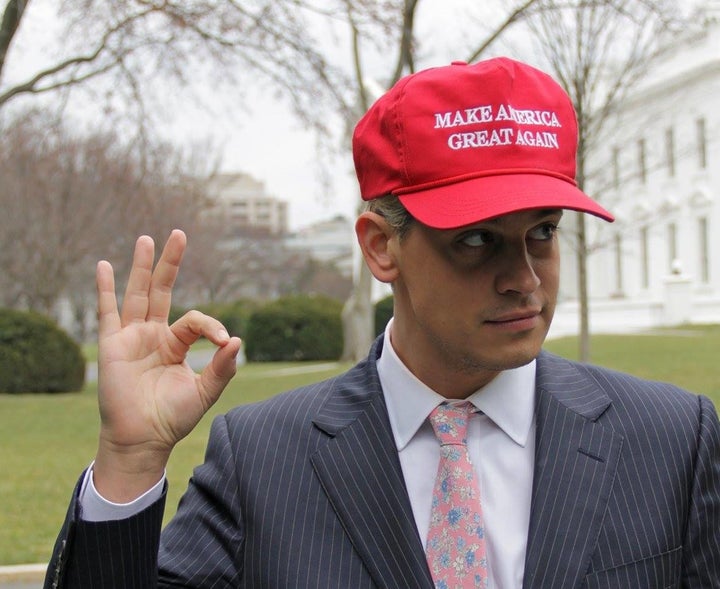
[310,339,434,589]
[523,352,624,589]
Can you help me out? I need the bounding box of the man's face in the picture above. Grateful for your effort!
[388,208,562,398]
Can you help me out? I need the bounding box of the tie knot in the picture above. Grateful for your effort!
[428,402,474,446]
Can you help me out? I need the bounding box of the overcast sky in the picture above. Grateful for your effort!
[7,0,646,230]
[160,1,536,230]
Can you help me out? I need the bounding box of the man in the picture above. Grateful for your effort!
[46,57,719,588]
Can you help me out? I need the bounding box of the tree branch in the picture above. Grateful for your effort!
[0,5,154,107]
[390,0,418,83]
[465,0,540,63]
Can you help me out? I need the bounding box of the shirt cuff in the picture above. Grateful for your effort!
[78,462,166,522]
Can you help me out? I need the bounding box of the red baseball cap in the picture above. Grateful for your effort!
[352,57,614,229]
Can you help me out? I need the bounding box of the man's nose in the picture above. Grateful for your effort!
[494,245,541,295]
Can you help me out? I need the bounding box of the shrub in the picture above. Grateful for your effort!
[197,299,260,340]
[0,308,86,393]
[168,305,187,326]
[374,295,394,336]
[245,295,343,361]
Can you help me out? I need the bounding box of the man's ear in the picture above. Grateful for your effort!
[355,212,400,284]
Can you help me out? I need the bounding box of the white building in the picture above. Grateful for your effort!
[284,215,355,277]
[207,172,289,235]
[551,4,720,337]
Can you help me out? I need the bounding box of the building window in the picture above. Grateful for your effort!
[640,226,650,289]
[614,233,624,295]
[697,118,707,169]
[699,217,710,283]
[668,223,677,272]
[637,138,647,184]
[665,127,675,177]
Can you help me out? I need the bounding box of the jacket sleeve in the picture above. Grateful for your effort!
[45,414,245,589]
[682,395,720,588]
[158,414,245,587]
[44,470,166,589]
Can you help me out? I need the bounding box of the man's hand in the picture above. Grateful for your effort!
[92,230,242,502]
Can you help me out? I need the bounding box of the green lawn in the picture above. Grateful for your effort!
[0,361,348,566]
[544,324,720,400]
[1,326,719,566]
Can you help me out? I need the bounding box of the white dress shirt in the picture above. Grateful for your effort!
[378,320,536,589]
[79,464,164,521]
[81,321,537,589]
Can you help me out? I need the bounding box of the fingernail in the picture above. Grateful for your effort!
[218,329,229,342]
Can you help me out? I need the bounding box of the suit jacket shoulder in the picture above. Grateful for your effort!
[526,351,720,589]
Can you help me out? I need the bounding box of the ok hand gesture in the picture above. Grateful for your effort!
[92,230,242,502]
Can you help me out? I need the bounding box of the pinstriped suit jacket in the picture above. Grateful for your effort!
[46,337,720,588]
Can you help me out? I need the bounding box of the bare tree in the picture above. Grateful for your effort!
[525,0,683,361]
[2,0,568,358]
[0,0,410,172]
[0,107,342,334]
[0,110,127,314]
[0,0,402,335]
[1,2,329,107]
[0,109,222,325]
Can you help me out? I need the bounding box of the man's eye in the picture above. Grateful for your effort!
[459,230,494,247]
[528,223,558,241]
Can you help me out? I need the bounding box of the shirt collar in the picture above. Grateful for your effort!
[378,319,536,451]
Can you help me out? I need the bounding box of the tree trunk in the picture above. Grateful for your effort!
[341,253,374,362]
[0,0,30,79]
[576,213,590,362]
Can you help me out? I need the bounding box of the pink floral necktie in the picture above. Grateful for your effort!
[425,402,488,588]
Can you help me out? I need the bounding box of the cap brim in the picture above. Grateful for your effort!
[397,173,614,229]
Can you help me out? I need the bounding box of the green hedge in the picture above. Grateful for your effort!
[0,309,85,393]
[197,299,260,340]
[374,295,394,336]
[245,295,343,361]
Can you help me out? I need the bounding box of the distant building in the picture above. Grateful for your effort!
[204,176,354,301]
[207,172,289,236]
[551,4,720,336]
[285,215,355,278]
